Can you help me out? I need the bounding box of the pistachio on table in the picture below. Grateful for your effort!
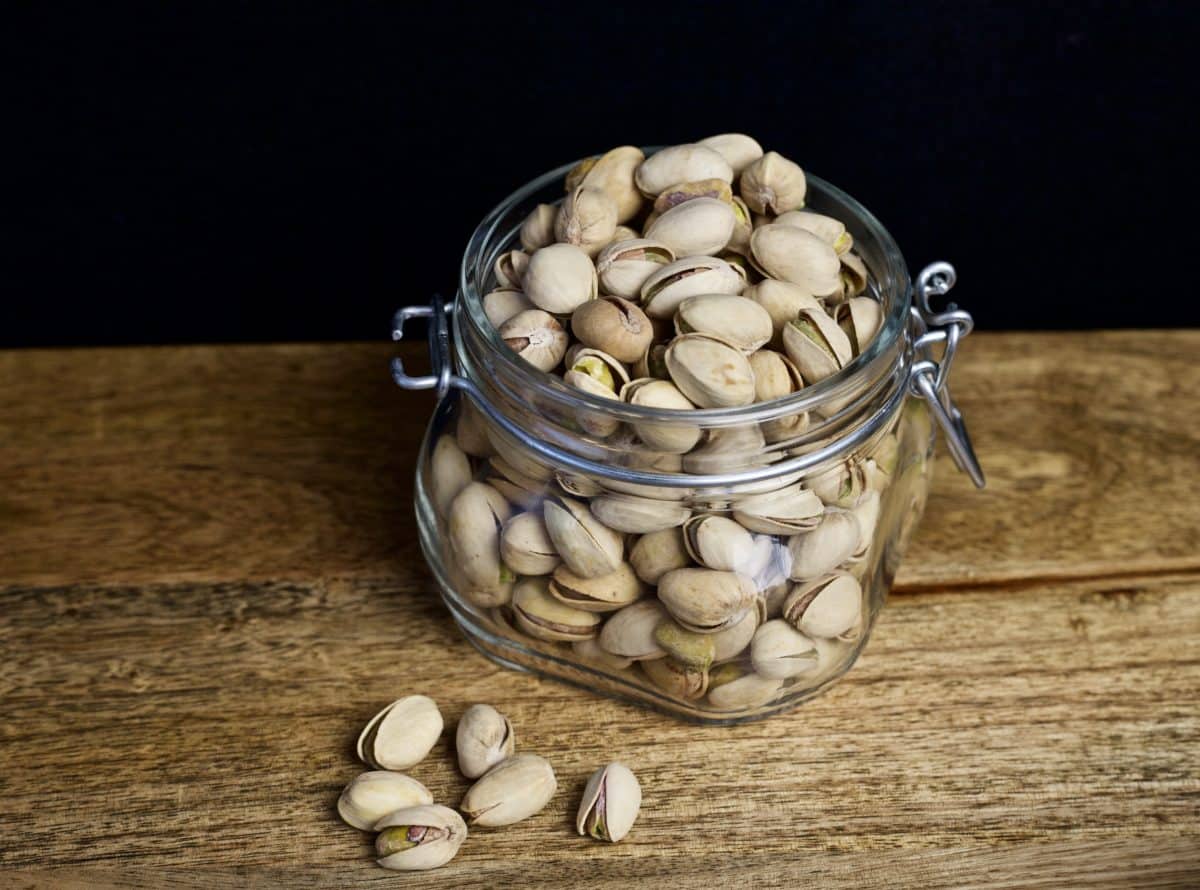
[456,704,516,779]
[338,771,434,831]
[375,805,468,872]
[460,753,558,827]
[577,762,642,843]
[357,695,444,771]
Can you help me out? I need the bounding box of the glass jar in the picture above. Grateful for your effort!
[392,156,982,724]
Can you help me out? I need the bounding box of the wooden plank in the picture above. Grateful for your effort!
[1,332,1198,590]
[1,572,1196,885]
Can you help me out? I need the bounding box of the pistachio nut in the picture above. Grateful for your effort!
[774,210,853,255]
[739,151,807,215]
[456,704,516,779]
[657,568,758,634]
[635,143,733,197]
[499,309,569,372]
[512,576,602,641]
[572,636,634,671]
[500,511,560,576]
[448,482,514,591]
[357,695,444,771]
[849,490,881,557]
[589,493,691,534]
[493,249,531,289]
[460,753,557,827]
[570,295,654,364]
[727,195,753,255]
[632,343,670,380]
[549,561,642,612]
[640,255,744,319]
[568,348,631,391]
[653,619,717,671]
[681,424,768,475]
[743,278,824,338]
[808,459,867,508]
[555,185,619,257]
[675,295,773,353]
[523,243,598,314]
[697,132,764,175]
[596,238,675,299]
[455,398,494,458]
[682,514,756,572]
[644,197,736,258]
[710,606,761,663]
[598,598,669,660]
[564,367,622,437]
[543,495,624,578]
[783,572,862,638]
[577,762,641,843]
[430,434,472,518]
[706,669,783,710]
[840,251,869,299]
[520,203,558,253]
[629,527,692,584]
[787,510,860,579]
[567,146,645,223]
[375,804,468,872]
[652,177,733,214]
[482,287,532,329]
[664,333,756,408]
[782,307,854,384]
[620,378,701,453]
[338,771,434,831]
[732,482,823,534]
[750,619,819,679]
[641,655,709,700]
[834,296,883,356]
[750,224,841,296]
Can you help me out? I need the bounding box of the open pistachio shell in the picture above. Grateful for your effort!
[549,561,643,612]
[657,568,759,634]
[339,771,434,831]
[808,460,868,508]
[629,527,693,584]
[567,145,646,223]
[644,197,737,258]
[375,804,468,872]
[664,333,756,408]
[732,483,824,534]
[543,496,624,578]
[675,295,773,353]
[598,598,669,660]
[783,572,862,638]
[640,255,744,319]
[773,210,853,255]
[635,144,733,197]
[577,762,642,843]
[596,238,675,299]
[448,482,514,591]
[835,296,883,356]
[787,510,861,579]
[682,514,756,572]
[460,753,557,828]
[512,576,602,641]
[782,307,854,384]
[739,151,807,215]
[697,133,764,175]
[641,656,709,700]
[357,695,444,771]
[523,243,598,314]
[493,249,531,289]
[750,225,841,296]
[620,377,702,453]
[652,177,733,214]
[750,619,820,679]
[590,493,691,534]
[520,204,558,253]
[743,278,824,339]
[840,252,869,299]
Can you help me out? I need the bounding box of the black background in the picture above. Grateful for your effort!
[10,2,1198,347]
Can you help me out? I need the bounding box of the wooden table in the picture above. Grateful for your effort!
[2,332,1198,888]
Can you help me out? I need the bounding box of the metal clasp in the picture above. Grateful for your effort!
[391,294,455,398]
[909,262,986,488]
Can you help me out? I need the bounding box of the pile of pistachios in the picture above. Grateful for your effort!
[338,695,642,871]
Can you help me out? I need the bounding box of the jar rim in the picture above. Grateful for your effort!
[456,150,912,425]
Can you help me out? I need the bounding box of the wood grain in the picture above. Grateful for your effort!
[1,332,1198,590]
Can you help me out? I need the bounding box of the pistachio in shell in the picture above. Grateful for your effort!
[572,636,635,671]
[482,287,534,329]
[374,804,468,871]
[430,434,472,518]
[732,482,824,535]
[543,495,624,578]
[710,606,761,663]
[571,295,654,364]
[456,704,516,780]
[641,655,709,700]
[520,203,558,253]
[682,514,755,572]
[447,482,514,591]
[675,295,773,353]
[338,771,434,831]
[589,493,691,534]
[782,572,863,639]
[750,619,820,680]
[598,598,669,660]
[357,695,444,771]
[596,238,674,300]
[773,210,853,255]
[460,753,557,828]
[706,668,783,710]
[750,225,841,297]
[681,424,768,475]
[664,333,756,409]
[644,197,736,258]
[787,509,860,579]
[455,398,494,458]
[549,561,643,612]
[634,143,733,197]
[657,567,759,634]
[653,619,717,671]
[629,526,692,585]
[620,377,702,453]
[555,185,619,257]
[697,132,764,175]
[742,278,824,338]
[493,249,531,289]
[782,307,854,384]
[640,255,744,319]
[652,177,733,214]
[523,242,598,314]
[567,145,646,223]
[499,309,568,372]
[512,576,602,642]
[840,251,869,299]
[834,296,883,356]
[577,762,642,843]
[739,151,807,215]
[500,511,561,576]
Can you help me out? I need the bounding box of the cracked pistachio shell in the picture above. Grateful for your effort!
[783,572,862,638]
[375,804,467,872]
[500,511,560,576]
[567,146,646,223]
[358,695,444,771]
[448,482,514,590]
[683,514,756,572]
[743,279,824,338]
[675,295,773,353]
[809,460,868,508]
[840,252,869,299]
[430,435,471,518]
[750,225,841,297]
[652,178,733,214]
[590,494,691,534]
[774,210,853,255]
[657,568,759,634]
[739,151,807,215]
[482,287,533,329]
[850,490,881,557]
[732,482,823,534]
[681,424,767,475]
[620,378,701,453]
[635,144,733,197]
[520,204,558,253]
[665,333,756,408]
[455,399,494,458]
[750,350,809,442]
[641,255,744,319]
[499,309,568,372]
[641,655,709,700]
[787,510,861,579]
[835,297,883,356]
[460,753,557,827]
[512,576,601,641]
[653,619,717,670]
[782,307,854,384]
[456,704,515,779]
[577,763,641,843]
[697,132,764,175]
[598,598,669,660]
[556,186,619,257]
[750,619,819,679]
[597,238,674,299]
[706,669,783,710]
[572,636,634,670]
[629,527,692,584]
[644,197,736,258]
[493,249,531,289]
[549,561,642,612]
[524,243,598,314]
[543,496,623,578]
[727,196,753,255]
[564,369,621,437]
[711,607,761,663]
[568,348,631,390]
[338,771,434,831]
[571,296,654,364]
[633,342,670,380]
